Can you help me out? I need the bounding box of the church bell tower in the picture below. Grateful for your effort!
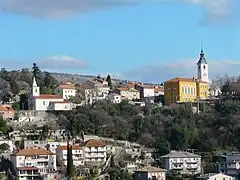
[197,43,208,82]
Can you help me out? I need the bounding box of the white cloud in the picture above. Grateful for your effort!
[122,59,240,83]
[36,55,87,69]
[0,0,231,23]
[0,55,87,70]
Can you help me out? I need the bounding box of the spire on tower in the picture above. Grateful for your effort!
[197,41,207,64]
[33,76,38,87]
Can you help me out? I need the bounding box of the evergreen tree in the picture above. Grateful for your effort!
[106,74,112,89]
[66,143,73,179]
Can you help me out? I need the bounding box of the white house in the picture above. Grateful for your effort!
[10,147,57,179]
[135,84,155,98]
[134,166,166,180]
[160,150,202,175]
[115,87,140,100]
[84,139,107,163]
[197,173,233,180]
[28,77,73,111]
[46,141,68,153]
[56,145,84,167]
[108,93,121,103]
[54,82,77,99]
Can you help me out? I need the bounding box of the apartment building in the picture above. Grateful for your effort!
[10,147,57,179]
[160,150,201,175]
[56,145,84,166]
[215,152,240,180]
[84,139,107,163]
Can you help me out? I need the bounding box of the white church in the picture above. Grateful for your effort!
[28,77,74,111]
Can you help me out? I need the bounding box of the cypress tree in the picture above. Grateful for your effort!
[66,143,73,179]
[106,74,112,89]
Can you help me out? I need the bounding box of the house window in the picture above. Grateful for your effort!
[35,89,37,93]
[43,101,45,105]
[168,88,171,92]
[185,87,187,94]
[182,87,184,94]
[173,88,176,93]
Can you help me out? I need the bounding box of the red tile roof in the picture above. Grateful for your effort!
[165,77,207,83]
[58,84,76,90]
[11,147,55,156]
[17,166,38,171]
[84,139,105,147]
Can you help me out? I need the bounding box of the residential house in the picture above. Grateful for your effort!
[54,82,77,99]
[108,93,121,103]
[84,139,107,163]
[24,140,69,154]
[135,84,155,99]
[115,87,140,100]
[10,147,57,178]
[215,152,240,179]
[164,77,208,105]
[0,105,15,120]
[28,77,73,111]
[160,150,202,175]
[56,145,84,167]
[81,80,110,104]
[24,140,47,149]
[134,166,166,180]
[197,173,233,180]
[87,79,110,99]
[154,86,164,96]
[46,141,68,153]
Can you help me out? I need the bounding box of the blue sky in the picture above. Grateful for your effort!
[0,0,239,82]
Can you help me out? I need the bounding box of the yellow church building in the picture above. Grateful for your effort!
[164,48,209,105]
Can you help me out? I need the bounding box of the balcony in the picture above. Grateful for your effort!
[185,159,199,164]
[85,147,106,152]
[186,165,198,169]
[85,153,106,158]
[171,165,184,170]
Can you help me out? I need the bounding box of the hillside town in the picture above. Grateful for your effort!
[0,48,239,180]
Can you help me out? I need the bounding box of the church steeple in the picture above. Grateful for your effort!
[197,41,209,82]
[32,76,40,96]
